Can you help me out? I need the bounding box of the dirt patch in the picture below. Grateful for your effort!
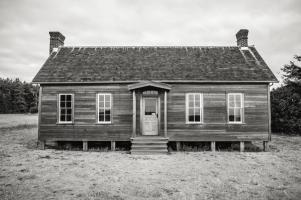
[0,114,301,200]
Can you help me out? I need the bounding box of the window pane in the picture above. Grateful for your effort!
[195,115,200,122]
[66,115,72,121]
[105,109,110,115]
[60,95,65,101]
[145,99,156,115]
[189,115,194,122]
[60,115,65,122]
[98,95,104,106]
[99,113,104,122]
[189,108,194,122]
[99,95,104,101]
[195,108,200,122]
[235,115,241,122]
[234,108,241,122]
[99,109,104,121]
[60,109,65,115]
[229,108,234,122]
[189,100,194,108]
[67,109,72,115]
[99,108,104,114]
[195,94,200,106]
[66,102,71,107]
[60,101,65,107]
[105,109,110,121]
[99,101,104,108]
[66,95,71,101]
[229,95,234,107]
[188,94,194,104]
[105,95,110,102]
[105,101,111,108]
[235,95,241,107]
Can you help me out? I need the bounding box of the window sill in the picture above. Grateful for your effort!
[186,122,204,125]
[95,122,112,125]
[227,122,246,125]
[56,122,74,125]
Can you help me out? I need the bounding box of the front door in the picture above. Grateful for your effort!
[142,97,158,135]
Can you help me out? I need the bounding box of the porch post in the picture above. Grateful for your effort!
[240,141,245,152]
[83,141,88,151]
[164,91,167,138]
[132,90,136,137]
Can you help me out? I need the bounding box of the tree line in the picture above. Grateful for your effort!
[271,55,301,135]
[0,78,39,113]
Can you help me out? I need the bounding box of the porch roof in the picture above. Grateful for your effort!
[128,81,171,91]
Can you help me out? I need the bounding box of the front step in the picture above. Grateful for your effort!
[131,137,168,155]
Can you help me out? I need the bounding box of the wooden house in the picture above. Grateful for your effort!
[32,29,277,153]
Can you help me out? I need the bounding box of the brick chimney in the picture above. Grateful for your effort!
[236,29,249,47]
[49,31,65,54]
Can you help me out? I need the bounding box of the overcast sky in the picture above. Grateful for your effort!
[0,0,300,83]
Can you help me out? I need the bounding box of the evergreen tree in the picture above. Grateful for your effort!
[271,55,301,135]
[0,78,39,113]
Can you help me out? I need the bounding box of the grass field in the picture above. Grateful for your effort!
[0,114,300,200]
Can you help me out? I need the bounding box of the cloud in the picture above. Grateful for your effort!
[0,0,300,82]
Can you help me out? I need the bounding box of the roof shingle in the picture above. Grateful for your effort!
[32,46,277,83]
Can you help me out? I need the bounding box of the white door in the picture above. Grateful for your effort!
[142,98,158,135]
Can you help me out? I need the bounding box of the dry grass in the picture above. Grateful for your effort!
[0,114,301,200]
[0,114,37,129]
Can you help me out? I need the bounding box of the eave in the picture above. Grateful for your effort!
[32,80,278,85]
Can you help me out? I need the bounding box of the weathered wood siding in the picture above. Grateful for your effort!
[39,83,269,142]
[164,83,269,141]
[39,84,133,141]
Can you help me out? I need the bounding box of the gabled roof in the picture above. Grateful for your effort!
[32,46,278,83]
[128,81,171,91]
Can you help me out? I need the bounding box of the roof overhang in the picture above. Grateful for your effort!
[128,81,171,91]
[32,80,279,85]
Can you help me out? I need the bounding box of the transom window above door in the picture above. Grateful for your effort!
[186,93,203,124]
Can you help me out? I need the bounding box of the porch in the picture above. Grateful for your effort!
[128,81,171,154]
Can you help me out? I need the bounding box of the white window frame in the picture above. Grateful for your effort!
[227,93,244,124]
[185,93,203,124]
[58,93,74,124]
[97,93,112,124]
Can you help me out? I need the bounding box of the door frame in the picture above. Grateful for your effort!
[141,96,160,136]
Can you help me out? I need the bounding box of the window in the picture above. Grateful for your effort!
[144,98,157,115]
[58,94,73,123]
[97,93,112,123]
[228,93,244,123]
[186,93,203,123]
